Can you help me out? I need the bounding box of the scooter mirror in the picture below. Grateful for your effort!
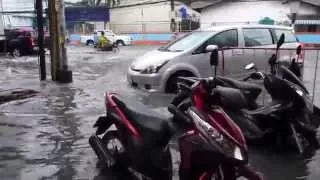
[245,63,255,70]
[296,45,302,56]
[206,45,219,67]
[277,33,285,50]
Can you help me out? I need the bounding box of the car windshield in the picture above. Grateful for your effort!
[159,31,214,52]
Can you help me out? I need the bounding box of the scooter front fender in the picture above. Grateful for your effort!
[94,116,114,135]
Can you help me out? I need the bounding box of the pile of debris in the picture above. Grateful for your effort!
[0,89,39,105]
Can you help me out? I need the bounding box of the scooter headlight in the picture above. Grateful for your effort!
[295,87,313,113]
[296,89,303,97]
[234,146,243,161]
[189,109,222,139]
[188,109,247,162]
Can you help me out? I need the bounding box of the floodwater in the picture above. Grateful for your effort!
[0,45,319,180]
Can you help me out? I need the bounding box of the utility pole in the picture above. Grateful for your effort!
[48,0,72,83]
[35,0,46,81]
[170,0,176,32]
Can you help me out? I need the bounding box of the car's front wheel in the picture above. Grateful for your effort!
[86,40,94,46]
[166,71,195,94]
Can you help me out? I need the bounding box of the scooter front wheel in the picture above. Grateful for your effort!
[97,130,126,169]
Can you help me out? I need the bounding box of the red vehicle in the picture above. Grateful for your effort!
[4,28,50,57]
[89,45,263,180]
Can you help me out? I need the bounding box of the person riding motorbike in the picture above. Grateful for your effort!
[98,31,112,51]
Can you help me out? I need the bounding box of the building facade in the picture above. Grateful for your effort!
[200,0,320,28]
[110,1,200,33]
[200,0,320,44]
[1,0,36,28]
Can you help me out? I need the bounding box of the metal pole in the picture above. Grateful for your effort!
[170,0,176,32]
[36,0,46,81]
[312,50,319,103]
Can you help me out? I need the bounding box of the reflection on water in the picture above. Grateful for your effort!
[0,46,319,179]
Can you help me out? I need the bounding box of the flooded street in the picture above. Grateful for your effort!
[0,45,320,180]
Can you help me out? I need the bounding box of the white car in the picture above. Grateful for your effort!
[80,30,133,46]
[128,24,302,93]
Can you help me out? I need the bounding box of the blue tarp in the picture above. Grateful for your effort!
[296,34,320,44]
[65,7,109,22]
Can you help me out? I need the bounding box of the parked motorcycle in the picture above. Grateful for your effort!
[88,45,263,180]
[177,35,320,154]
[95,42,120,52]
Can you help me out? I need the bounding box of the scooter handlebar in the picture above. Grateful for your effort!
[168,104,192,124]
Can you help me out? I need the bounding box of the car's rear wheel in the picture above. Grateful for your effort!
[12,48,21,57]
[116,40,125,46]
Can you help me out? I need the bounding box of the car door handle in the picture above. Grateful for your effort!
[232,49,244,55]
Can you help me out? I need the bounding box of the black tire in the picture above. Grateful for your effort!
[151,148,172,180]
[166,71,195,94]
[97,131,125,170]
[87,40,94,46]
[116,40,125,46]
[295,123,320,153]
[11,48,22,57]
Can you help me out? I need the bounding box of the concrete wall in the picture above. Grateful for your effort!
[110,2,172,33]
[200,1,319,28]
[2,0,36,28]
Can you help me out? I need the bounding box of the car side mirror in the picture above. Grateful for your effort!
[245,63,255,70]
[296,45,302,56]
[277,33,285,50]
[206,45,219,67]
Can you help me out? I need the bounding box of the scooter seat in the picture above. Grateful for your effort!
[216,76,262,99]
[244,101,282,116]
[111,95,171,148]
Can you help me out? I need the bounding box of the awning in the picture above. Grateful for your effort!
[295,20,320,25]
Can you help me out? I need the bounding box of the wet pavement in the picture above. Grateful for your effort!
[0,45,320,180]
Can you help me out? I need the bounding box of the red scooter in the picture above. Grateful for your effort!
[89,45,263,180]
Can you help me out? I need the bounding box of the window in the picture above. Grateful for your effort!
[275,29,297,43]
[162,31,213,52]
[207,29,238,48]
[243,28,273,47]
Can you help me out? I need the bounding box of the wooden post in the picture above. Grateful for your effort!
[48,0,59,81]
[48,0,72,83]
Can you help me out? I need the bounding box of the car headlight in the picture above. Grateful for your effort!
[140,60,169,74]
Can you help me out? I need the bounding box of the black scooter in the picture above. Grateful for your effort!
[178,34,320,154]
